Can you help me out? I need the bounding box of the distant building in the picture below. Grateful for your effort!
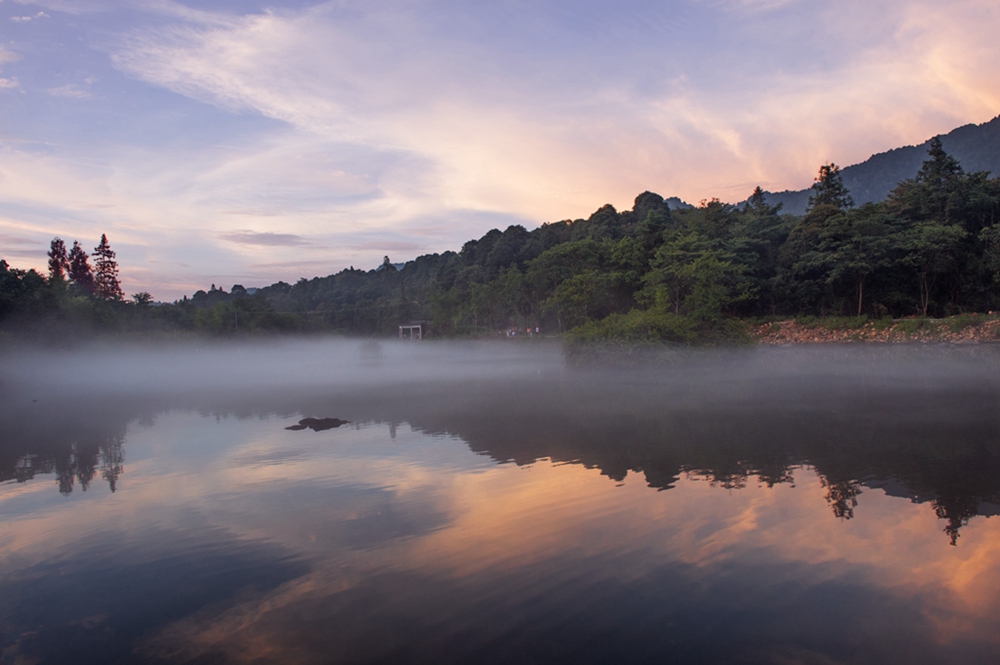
[399,320,431,340]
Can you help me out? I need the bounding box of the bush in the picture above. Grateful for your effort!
[872,316,894,331]
[820,315,868,330]
[895,318,927,335]
[563,308,749,365]
[947,314,977,332]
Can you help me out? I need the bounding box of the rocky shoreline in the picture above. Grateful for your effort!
[753,316,1000,345]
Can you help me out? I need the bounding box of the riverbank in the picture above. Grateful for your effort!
[753,314,1000,344]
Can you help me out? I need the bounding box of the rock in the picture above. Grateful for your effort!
[285,417,351,432]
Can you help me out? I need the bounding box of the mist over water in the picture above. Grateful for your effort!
[4,340,1000,664]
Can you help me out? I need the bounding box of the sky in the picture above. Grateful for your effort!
[0,0,998,299]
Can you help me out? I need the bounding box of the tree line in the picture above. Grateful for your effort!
[2,139,1000,343]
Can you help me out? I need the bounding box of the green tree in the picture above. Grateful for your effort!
[542,270,616,330]
[903,221,967,315]
[807,163,854,212]
[644,232,751,323]
[801,205,902,316]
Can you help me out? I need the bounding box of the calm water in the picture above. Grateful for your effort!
[4,341,1000,664]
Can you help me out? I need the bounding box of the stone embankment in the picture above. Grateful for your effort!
[753,316,1000,345]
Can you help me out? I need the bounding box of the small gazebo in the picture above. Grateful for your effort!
[398,320,430,340]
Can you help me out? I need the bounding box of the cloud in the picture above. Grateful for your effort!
[220,231,311,246]
[348,241,427,252]
[0,48,21,67]
[1,248,46,259]
[47,84,92,99]
[5,0,1000,298]
[10,11,49,22]
[0,233,38,245]
[108,0,1000,214]
[0,47,21,90]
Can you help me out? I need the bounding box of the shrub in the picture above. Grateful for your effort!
[895,318,927,335]
[947,314,977,332]
[821,315,868,330]
[872,316,894,331]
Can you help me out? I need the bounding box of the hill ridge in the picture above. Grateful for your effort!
[763,115,1000,214]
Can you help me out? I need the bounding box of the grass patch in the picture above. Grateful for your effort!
[895,318,928,335]
[821,315,869,330]
[872,316,895,331]
[947,314,978,332]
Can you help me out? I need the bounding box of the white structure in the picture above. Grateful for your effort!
[399,323,424,340]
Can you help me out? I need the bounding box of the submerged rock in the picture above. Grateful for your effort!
[286,417,351,432]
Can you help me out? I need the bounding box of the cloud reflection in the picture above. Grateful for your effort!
[4,344,1000,662]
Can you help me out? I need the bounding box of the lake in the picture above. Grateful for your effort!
[3,341,1000,664]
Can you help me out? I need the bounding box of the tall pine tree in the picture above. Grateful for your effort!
[47,237,70,282]
[807,164,854,212]
[68,241,95,294]
[92,234,123,301]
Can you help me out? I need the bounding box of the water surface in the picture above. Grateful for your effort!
[3,341,1000,664]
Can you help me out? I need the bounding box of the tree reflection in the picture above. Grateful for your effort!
[820,476,863,520]
[4,356,1000,546]
[385,373,1000,546]
[101,434,124,492]
[3,423,125,495]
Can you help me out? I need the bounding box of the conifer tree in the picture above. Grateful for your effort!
[67,241,95,293]
[915,136,964,223]
[916,136,962,188]
[92,234,124,301]
[47,237,70,282]
[807,163,854,212]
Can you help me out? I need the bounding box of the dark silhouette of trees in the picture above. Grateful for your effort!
[68,240,95,293]
[47,238,70,282]
[93,234,124,301]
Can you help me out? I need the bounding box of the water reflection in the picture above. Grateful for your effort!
[3,413,125,495]
[3,343,1000,663]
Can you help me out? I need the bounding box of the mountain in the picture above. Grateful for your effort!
[763,115,1000,215]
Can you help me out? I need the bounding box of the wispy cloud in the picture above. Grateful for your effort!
[109,0,1000,212]
[10,11,49,22]
[2,0,999,298]
[0,233,39,246]
[348,241,427,252]
[0,47,21,91]
[47,84,92,99]
[0,48,21,67]
[1,248,46,259]
[221,231,311,247]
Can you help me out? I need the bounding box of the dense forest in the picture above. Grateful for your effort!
[3,138,1000,347]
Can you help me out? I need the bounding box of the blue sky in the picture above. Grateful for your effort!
[1,0,998,299]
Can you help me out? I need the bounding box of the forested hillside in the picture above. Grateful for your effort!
[765,115,1000,214]
[3,138,1000,347]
